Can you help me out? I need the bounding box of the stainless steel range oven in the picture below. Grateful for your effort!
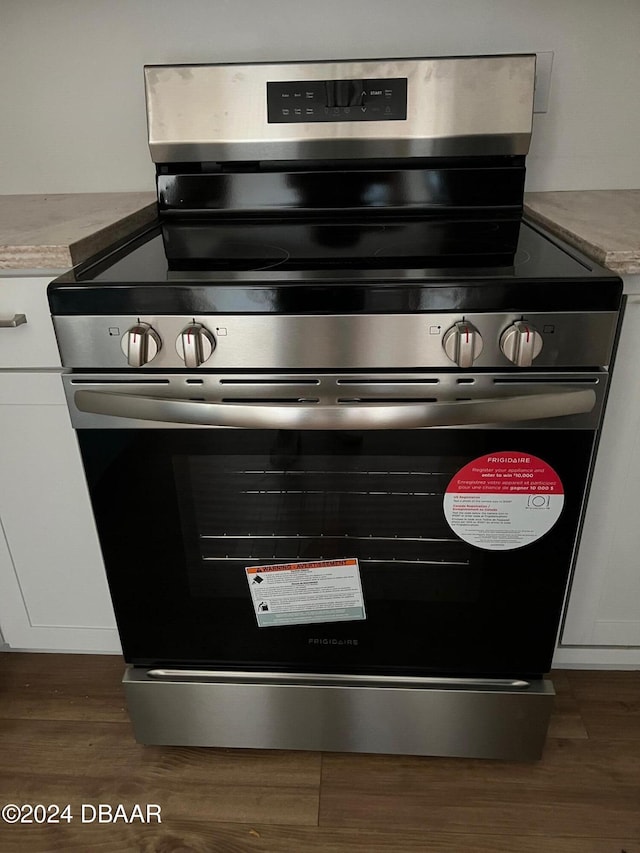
[49,56,623,760]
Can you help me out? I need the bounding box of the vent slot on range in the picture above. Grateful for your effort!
[337,398,438,404]
[337,379,440,385]
[219,379,321,385]
[492,377,600,385]
[220,397,320,404]
[335,378,442,404]
[219,378,322,403]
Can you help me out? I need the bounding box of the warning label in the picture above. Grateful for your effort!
[245,558,366,628]
[443,452,564,551]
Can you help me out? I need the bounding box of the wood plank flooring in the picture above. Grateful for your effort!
[0,653,638,853]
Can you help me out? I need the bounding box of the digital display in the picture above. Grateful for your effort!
[267,77,407,123]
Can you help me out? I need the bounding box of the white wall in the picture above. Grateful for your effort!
[1,0,639,194]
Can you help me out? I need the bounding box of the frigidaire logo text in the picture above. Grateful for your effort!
[308,638,358,646]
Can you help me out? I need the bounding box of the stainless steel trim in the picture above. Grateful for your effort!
[0,313,27,328]
[74,387,596,429]
[144,56,535,162]
[123,667,555,759]
[146,669,530,689]
[52,312,621,371]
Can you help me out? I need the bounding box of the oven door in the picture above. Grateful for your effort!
[66,371,605,679]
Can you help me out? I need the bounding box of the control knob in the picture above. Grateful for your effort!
[442,321,484,368]
[176,322,216,367]
[500,321,543,367]
[121,322,161,367]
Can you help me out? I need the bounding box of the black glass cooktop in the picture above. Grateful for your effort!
[69,219,599,283]
[160,216,523,272]
[48,218,622,316]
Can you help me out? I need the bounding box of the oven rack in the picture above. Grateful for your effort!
[200,534,456,542]
[197,532,469,568]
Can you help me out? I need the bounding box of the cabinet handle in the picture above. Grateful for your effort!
[0,314,27,328]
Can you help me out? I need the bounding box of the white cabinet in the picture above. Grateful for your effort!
[556,275,640,667]
[0,275,119,652]
[0,276,62,368]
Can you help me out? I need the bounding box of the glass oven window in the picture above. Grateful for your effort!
[176,452,475,604]
[80,428,593,678]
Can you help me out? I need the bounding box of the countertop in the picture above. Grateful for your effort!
[0,193,157,270]
[1,189,637,275]
[524,190,640,275]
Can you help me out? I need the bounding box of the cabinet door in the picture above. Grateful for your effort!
[0,372,120,651]
[0,275,62,368]
[561,295,640,647]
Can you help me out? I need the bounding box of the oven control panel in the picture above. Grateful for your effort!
[53,312,619,372]
[267,78,407,123]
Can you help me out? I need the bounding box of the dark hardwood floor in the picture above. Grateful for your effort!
[0,653,638,852]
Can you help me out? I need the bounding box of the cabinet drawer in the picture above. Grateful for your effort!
[0,370,66,404]
[0,276,61,368]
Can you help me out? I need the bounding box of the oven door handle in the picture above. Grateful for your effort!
[73,387,596,429]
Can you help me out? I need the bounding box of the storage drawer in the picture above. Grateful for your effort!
[0,276,61,368]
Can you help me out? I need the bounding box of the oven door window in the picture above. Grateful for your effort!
[79,429,593,677]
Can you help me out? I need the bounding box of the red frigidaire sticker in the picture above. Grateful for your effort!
[443,452,564,551]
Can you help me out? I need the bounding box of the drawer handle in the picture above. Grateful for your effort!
[74,387,597,429]
[0,314,27,328]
